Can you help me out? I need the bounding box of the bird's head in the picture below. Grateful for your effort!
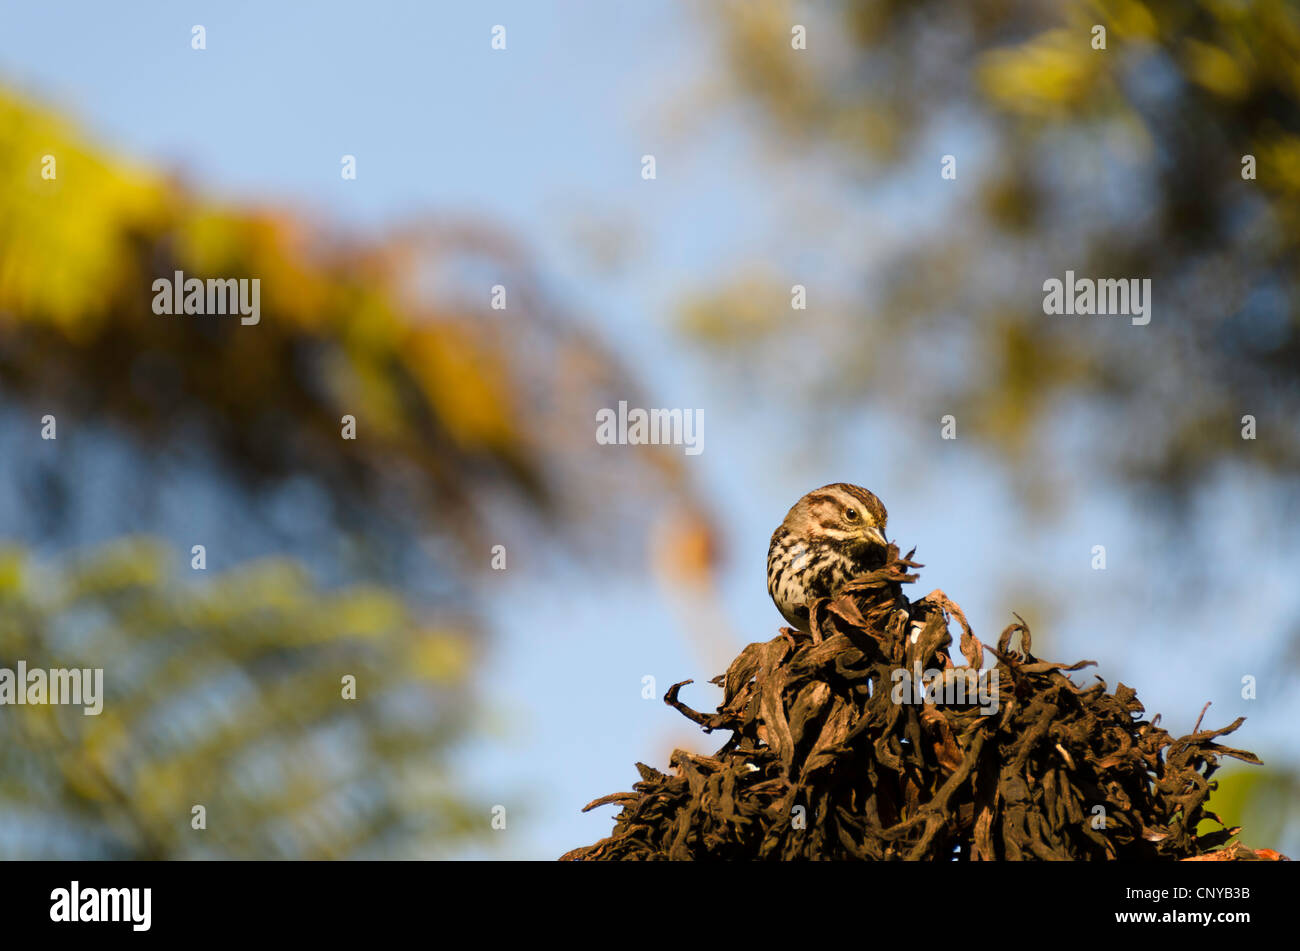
[781,483,888,554]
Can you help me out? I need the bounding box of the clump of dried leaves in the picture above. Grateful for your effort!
[563,547,1283,861]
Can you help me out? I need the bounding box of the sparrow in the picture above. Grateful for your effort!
[766,483,889,631]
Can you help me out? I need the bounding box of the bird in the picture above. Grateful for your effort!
[767,483,889,631]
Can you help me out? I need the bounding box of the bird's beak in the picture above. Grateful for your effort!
[861,526,887,548]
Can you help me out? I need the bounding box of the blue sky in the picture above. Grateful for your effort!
[3,1,1296,859]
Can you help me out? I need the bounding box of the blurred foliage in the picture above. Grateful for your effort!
[0,539,478,858]
[695,0,1300,495]
[0,87,702,857]
[1205,763,1300,853]
[0,87,695,555]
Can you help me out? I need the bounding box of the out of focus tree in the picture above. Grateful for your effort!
[0,539,478,858]
[0,88,691,557]
[685,0,1300,852]
[0,87,698,857]
[689,0,1300,497]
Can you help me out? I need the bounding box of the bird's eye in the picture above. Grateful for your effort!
[844,508,859,522]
